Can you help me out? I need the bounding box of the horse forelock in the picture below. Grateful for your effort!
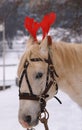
[17,43,44,78]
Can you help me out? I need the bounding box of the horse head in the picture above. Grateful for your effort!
[17,12,58,129]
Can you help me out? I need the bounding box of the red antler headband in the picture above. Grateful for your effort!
[24,12,56,41]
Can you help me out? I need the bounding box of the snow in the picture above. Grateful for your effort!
[0,28,82,130]
[0,87,82,130]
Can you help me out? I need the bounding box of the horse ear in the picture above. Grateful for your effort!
[40,36,52,55]
[26,35,36,48]
[40,36,48,55]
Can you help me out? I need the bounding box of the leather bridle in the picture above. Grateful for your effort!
[19,53,59,112]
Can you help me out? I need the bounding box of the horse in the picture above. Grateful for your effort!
[17,36,82,129]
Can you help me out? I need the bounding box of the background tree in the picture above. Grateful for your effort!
[0,0,82,39]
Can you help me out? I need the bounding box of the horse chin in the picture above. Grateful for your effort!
[19,118,39,128]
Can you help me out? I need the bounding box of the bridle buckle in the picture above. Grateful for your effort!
[39,96,46,113]
[49,64,54,72]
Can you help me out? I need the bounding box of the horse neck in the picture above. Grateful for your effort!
[49,42,82,106]
[49,42,82,88]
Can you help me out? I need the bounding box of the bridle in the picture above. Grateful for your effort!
[19,53,59,112]
[18,12,61,130]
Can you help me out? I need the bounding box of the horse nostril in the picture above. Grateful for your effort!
[25,115,31,123]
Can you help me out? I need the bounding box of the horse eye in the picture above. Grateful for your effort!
[35,72,43,79]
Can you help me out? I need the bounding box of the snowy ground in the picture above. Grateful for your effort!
[0,28,82,130]
[0,86,82,130]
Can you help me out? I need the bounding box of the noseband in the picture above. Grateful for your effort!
[19,53,59,112]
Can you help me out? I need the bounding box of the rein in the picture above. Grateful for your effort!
[19,53,61,130]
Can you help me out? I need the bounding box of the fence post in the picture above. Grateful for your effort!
[2,22,6,90]
[0,22,6,90]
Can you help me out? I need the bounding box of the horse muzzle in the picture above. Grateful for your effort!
[19,115,39,128]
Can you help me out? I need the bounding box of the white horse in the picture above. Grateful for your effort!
[17,36,82,129]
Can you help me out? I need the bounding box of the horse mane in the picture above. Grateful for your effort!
[51,42,82,72]
[17,39,82,78]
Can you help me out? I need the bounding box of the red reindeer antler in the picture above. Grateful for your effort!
[24,12,56,41]
[24,17,40,40]
[40,12,56,39]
